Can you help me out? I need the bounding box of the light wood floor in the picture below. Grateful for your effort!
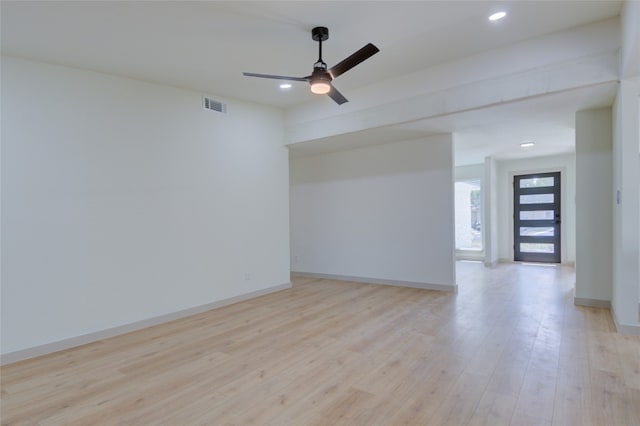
[2,262,639,425]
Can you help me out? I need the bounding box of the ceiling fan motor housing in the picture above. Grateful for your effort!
[311,68,332,83]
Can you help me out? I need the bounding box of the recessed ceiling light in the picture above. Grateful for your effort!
[520,142,535,148]
[279,83,292,89]
[489,11,507,21]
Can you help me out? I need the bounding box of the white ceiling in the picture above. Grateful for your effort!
[1,1,624,165]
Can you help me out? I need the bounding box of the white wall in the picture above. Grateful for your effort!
[496,154,576,264]
[610,0,640,333]
[620,1,640,79]
[575,108,613,304]
[1,57,291,357]
[290,135,456,290]
[484,157,499,266]
[611,79,640,331]
[455,164,484,181]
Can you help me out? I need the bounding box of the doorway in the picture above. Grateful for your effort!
[513,172,561,263]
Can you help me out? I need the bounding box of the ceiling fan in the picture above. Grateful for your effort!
[243,26,379,105]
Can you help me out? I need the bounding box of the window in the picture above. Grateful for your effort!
[455,179,482,251]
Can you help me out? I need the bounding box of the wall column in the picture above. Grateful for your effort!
[611,79,640,334]
[574,108,613,307]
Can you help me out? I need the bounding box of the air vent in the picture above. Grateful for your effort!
[203,96,227,113]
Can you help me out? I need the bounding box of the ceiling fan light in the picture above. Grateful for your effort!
[310,81,331,94]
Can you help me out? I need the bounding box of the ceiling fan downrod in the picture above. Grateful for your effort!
[312,26,329,69]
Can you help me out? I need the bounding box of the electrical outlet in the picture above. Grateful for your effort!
[244,273,251,281]
[293,255,299,265]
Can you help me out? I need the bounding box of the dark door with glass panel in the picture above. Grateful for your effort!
[514,172,561,263]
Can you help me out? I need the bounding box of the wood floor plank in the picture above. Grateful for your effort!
[425,372,492,425]
[552,356,592,426]
[2,262,639,425]
[466,391,518,426]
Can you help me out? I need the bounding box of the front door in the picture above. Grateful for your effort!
[513,172,561,263]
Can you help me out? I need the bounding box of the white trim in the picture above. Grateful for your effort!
[291,271,457,293]
[0,282,291,365]
[574,297,611,309]
[613,308,640,336]
[456,252,485,261]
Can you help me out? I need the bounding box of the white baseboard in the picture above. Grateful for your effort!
[291,271,457,293]
[0,282,291,366]
[613,308,640,336]
[456,254,484,262]
[574,297,611,309]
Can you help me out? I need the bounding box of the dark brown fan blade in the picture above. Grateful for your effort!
[243,72,308,82]
[327,84,348,105]
[328,43,379,79]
